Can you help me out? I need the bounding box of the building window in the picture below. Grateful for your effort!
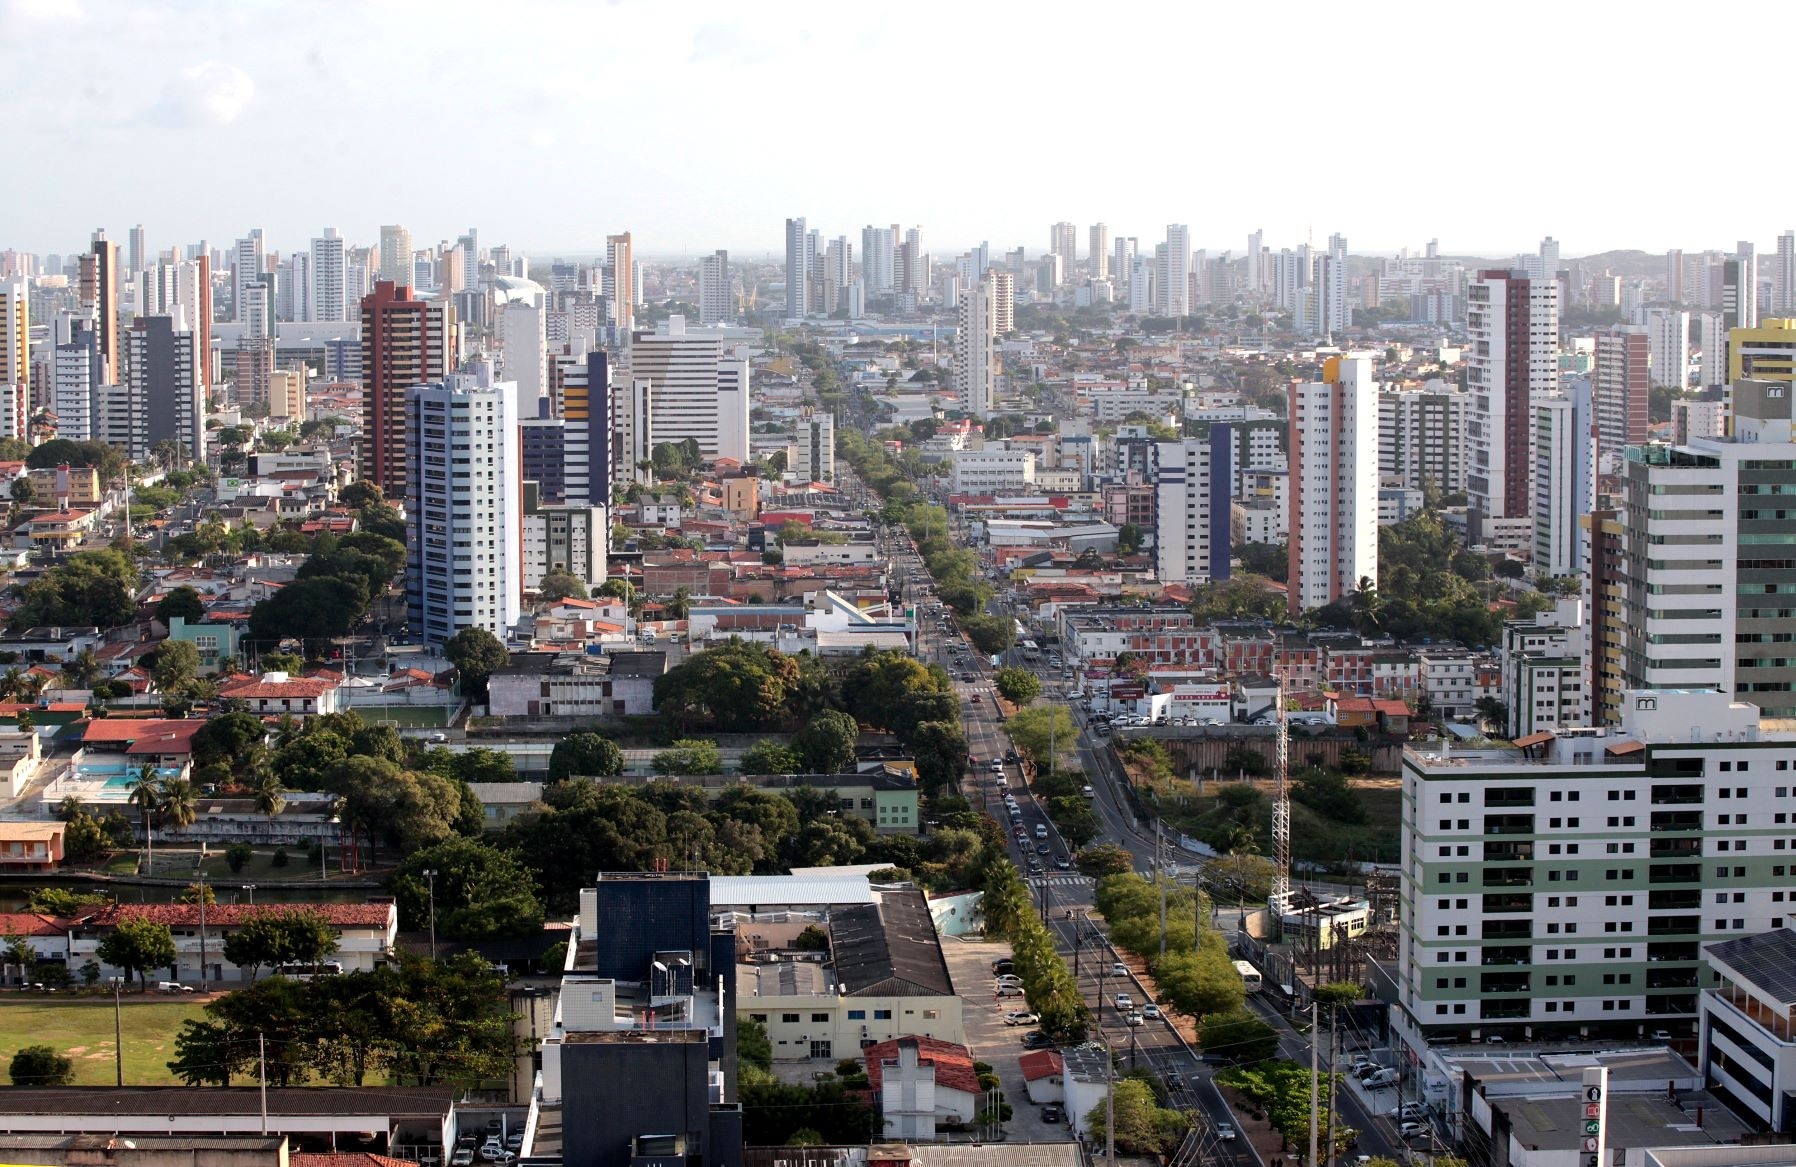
[846,1010,866,1020]
[811,1013,829,1023]
[874,1009,892,1020]
[782,1013,800,1024]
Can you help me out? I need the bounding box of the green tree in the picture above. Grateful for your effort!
[652,739,723,775]
[537,569,587,602]
[961,613,1015,655]
[9,1044,75,1085]
[1005,705,1076,770]
[740,739,799,775]
[1153,934,1247,1017]
[653,639,804,729]
[191,711,268,774]
[993,667,1042,704]
[737,1015,773,1073]
[221,908,341,980]
[97,916,178,990]
[547,733,626,780]
[444,627,509,698]
[1075,842,1133,878]
[1085,1076,1184,1155]
[260,651,305,674]
[248,574,369,644]
[792,709,858,774]
[390,837,544,940]
[1197,1008,1279,1063]
[908,719,968,797]
[155,585,206,625]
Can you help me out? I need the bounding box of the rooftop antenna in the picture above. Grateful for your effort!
[1271,671,1290,907]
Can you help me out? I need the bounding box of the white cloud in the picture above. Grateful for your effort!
[4,0,83,25]
[147,61,254,128]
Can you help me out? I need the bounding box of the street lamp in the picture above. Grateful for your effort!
[423,869,438,960]
[241,884,256,906]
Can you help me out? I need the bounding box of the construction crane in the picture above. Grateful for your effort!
[1270,671,1291,907]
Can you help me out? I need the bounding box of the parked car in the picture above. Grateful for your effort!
[995,974,1024,987]
[450,1150,475,1167]
[1216,1122,1237,1142]
[991,958,1014,975]
[478,1141,506,1163]
[1398,1122,1428,1140]
[1391,1103,1425,1120]
[995,983,1025,998]
[1041,1104,1064,1123]
[1021,1030,1055,1049]
[1004,1010,1041,1027]
[1364,1068,1400,1089]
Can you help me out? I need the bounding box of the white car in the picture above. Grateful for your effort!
[995,973,1024,987]
[1141,1003,1161,1020]
[1398,1121,1428,1140]
[1114,992,1133,1010]
[1004,1010,1041,1026]
[1216,1122,1237,1142]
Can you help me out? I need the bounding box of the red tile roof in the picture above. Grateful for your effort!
[0,912,69,937]
[218,677,336,699]
[89,902,393,928]
[1018,1050,1064,1081]
[863,1035,980,1097]
[292,1154,419,1167]
[82,718,201,745]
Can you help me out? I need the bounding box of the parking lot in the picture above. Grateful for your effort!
[940,936,1074,1144]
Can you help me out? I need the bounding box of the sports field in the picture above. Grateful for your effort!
[0,996,209,1084]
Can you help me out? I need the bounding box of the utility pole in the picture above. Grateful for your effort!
[197,872,208,991]
[1308,1000,1320,1167]
[1157,819,1167,959]
[111,977,123,1085]
[1323,1011,1339,1167]
[258,1032,268,1134]
[424,868,438,960]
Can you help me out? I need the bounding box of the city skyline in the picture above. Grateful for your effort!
[0,0,1783,256]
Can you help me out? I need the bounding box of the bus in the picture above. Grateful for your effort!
[1019,638,1041,662]
[1233,959,1262,993]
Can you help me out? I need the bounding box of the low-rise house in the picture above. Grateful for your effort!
[0,822,63,873]
[0,728,41,799]
[165,615,242,671]
[69,901,399,984]
[1018,1049,1065,1104]
[467,781,543,831]
[14,509,98,549]
[0,911,71,973]
[216,671,341,717]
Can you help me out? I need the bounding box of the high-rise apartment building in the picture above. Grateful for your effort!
[1113,237,1137,294]
[1592,325,1649,462]
[1695,311,1725,388]
[628,316,749,463]
[1466,269,1560,522]
[127,225,146,277]
[500,298,547,404]
[360,281,451,500]
[230,229,264,326]
[554,349,611,507]
[1395,689,1796,1056]
[1379,383,1467,496]
[404,360,522,646]
[1288,357,1378,613]
[80,230,120,385]
[124,316,206,462]
[697,250,733,326]
[378,225,412,287]
[1127,254,1154,313]
[1089,223,1109,279]
[1618,377,1796,716]
[1162,225,1190,317]
[1049,223,1077,277]
[1726,318,1796,389]
[988,269,1014,337]
[1533,381,1594,579]
[1152,430,1232,585]
[821,236,851,314]
[1724,248,1758,332]
[1775,231,1796,316]
[792,409,835,483]
[53,323,101,442]
[310,227,347,323]
[953,276,997,418]
[0,279,26,392]
[784,217,810,319]
[861,225,894,294]
[1647,308,1690,389]
[605,233,635,335]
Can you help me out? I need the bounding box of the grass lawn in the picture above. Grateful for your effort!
[0,996,210,1085]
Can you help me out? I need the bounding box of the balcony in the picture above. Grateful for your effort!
[1480,973,1532,994]
[1648,890,1701,911]
[1650,812,1703,833]
[1486,814,1536,836]
[1482,920,1532,940]
[1484,842,1535,862]
[1644,995,1698,1017]
[1481,946,1531,967]
[1646,968,1699,990]
[1650,839,1701,859]
[1484,867,1534,888]
[1649,864,1703,885]
[1651,785,1705,806]
[1482,894,1534,915]
[1647,915,1700,937]
[1481,999,1531,1020]
[1647,942,1700,963]
[1484,790,1537,808]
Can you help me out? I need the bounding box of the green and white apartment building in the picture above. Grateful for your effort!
[1396,688,1796,1053]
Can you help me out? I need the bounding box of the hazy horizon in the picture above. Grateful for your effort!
[2,0,1781,259]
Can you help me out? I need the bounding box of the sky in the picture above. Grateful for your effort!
[2,0,1786,263]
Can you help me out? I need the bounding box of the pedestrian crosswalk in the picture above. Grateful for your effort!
[1026,874,1093,887]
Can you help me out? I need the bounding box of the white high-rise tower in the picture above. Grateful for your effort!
[311,227,347,323]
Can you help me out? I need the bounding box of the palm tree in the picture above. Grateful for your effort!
[61,648,102,689]
[160,778,198,838]
[125,765,163,875]
[252,775,286,821]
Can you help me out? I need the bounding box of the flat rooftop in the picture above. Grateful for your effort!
[1499,1091,1748,1152]
[1443,1047,1694,1089]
